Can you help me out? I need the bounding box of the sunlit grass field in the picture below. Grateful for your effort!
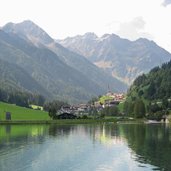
[0,102,50,120]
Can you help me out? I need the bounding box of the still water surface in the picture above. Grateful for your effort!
[0,123,171,171]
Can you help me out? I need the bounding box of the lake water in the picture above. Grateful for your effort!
[0,123,171,171]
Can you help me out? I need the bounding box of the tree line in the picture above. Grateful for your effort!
[0,88,45,107]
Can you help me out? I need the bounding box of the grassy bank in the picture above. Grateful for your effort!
[0,102,49,120]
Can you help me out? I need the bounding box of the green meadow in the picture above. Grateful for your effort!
[0,102,50,120]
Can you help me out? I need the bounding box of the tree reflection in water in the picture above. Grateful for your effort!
[0,124,170,171]
[120,124,171,171]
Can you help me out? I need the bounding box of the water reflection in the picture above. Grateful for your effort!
[48,125,76,138]
[5,125,11,134]
[120,124,171,171]
[0,124,170,171]
[94,124,126,146]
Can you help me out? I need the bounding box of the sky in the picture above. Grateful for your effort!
[1,0,171,52]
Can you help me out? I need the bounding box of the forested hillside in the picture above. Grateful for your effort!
[0,58,45,107]
[124,60,171,120]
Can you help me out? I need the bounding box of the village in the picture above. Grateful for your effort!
[56,92,125,119]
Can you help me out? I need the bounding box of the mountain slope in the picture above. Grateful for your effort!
[0,30,108,103]
[58,33,171,85]
[2,21,127,94]
[128,60,171,101]
[0,58,49,96]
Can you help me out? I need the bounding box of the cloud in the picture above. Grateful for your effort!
[116,17,153,40]
[162,0,171,6]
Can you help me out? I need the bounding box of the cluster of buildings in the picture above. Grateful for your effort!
[58,104,90,116]
[94,92,125,109]
[106,92,125,102]
[58,92,125,117]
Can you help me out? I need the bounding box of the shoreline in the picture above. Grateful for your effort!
[0,118,167,125]
[0,118,118,125]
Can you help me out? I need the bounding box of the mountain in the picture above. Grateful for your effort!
[3,20,53,45]
[58,33,171,85]
[2,21,127,93]
[0,30,101,103]
[1,21,127,103]
[0,58,49,96]
[2,21,127,92]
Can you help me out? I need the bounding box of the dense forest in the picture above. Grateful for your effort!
[124,60,171,120]
[0,88,45,107]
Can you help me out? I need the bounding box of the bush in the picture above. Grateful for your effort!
[146,111,164,121]
[81,115,89,119]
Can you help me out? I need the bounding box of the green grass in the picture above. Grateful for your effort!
[0,102,50,120]
[99,96,113,104]
[30,104,43,110]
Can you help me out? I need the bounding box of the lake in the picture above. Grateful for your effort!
[0,123,171,171]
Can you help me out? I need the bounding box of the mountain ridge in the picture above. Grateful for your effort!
[58,33,171,85]
[2,21,127,91]
[1,21,127,103]
[0,29,104,103]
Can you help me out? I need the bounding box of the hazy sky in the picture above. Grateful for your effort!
[1,0,171,52]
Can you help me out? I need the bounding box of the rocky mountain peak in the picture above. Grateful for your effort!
[3,20,53,45]
[82,32,98,40]
[58,32,171,85]
[101,33,120,40]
